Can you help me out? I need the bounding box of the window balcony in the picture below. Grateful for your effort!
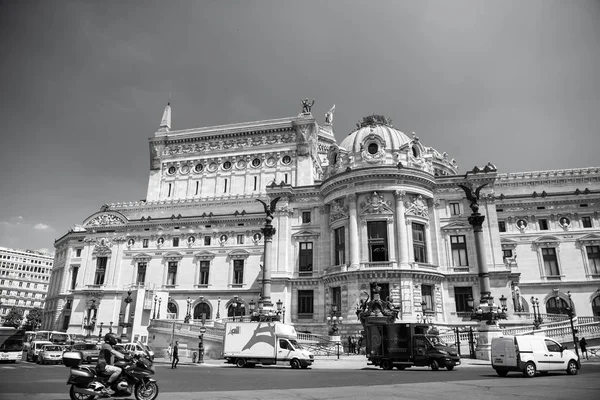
[360,261,395,269]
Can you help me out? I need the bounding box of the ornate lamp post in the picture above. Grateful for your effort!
[553,289,580,360]
[184,296,192,324]
[327,304,343,336]
[256,197,281,310]
[458,165,507,360]
[152,295,158,319]
[530,297,543,329]
[157,297,162,319]
[232,295,239,322]
[98,322,104,340]
[216,297,221,319]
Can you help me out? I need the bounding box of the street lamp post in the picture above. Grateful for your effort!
[531,297,543,329]
[157,298,162,319]
[458,165,508,360]
[232,295,239,322]
[553,289,580,360]
[185,297,192,324]
[98,322,104,340]
[327,304,343,359]
[152,295,158,319]
[216,297,221,320]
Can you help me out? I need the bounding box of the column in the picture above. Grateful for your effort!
[348,194,360,270]
[395,191,409,266]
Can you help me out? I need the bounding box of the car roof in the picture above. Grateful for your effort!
[33,341,53,344]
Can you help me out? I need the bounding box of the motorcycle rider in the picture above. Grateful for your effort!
[97,332,126,396]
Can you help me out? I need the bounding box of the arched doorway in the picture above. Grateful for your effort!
[167,301,178,319]
[545,297,569,315]
[193,302,211,320]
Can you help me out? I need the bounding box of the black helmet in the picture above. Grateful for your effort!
[104,332,118,346]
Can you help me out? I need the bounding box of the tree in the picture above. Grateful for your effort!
[24,307,43,330]
[2,307,23,328]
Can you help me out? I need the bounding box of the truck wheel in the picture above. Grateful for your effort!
[446,365,454,371]
[430,360,439,371]
[495,369,508,377]
[566,360,578,375]
[235,358,247,368]
[381,360,393,370]
[290,359,301,369]
[523,362,536,378]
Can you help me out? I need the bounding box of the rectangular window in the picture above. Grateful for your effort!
[542,248,559,276]
[233,260,244,284]
[297,290,314,314]
[368,220,389,262]
[62,315,70,331]
[539,219,549,230]
[503,249,513,263]
[70,267,79,290]
[421,285,433,311]
[94,257,107,285]
[302,211,311,224]
[137,262,147,284]
[450,235,468,266]
[498,221,506,233]
[65,299,72,310]
[454,286,473,312]
[299,242,313,273]
[76,249,82,257]
[331,286,342,314]
[582,216,592,228]
[449,202,460,215]
[204,236,211,246]
[143,239,149,248]
[412,222,427,263]
[587,246,600,274]
[167,261,178,285]
[237,235,244,245]
[172,237,179,247]
[200,261,210,285]
[334,227,345,265]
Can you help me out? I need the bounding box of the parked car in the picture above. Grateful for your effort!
[121,342,155,360]
[71,342,100,364]
[27,340,52,362]
[37,344,64,365]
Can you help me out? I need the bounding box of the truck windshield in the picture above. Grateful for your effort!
[427,336,447,347]
[289,340,302,350]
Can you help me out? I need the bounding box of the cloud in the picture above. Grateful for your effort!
[33,223,52,231]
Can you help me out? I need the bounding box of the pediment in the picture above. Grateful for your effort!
[292,230,320,240]
[577,233,600,245]
[83,211,128,228]
[441,221,472,231]
[162,251,183,261]
[193,250,216,260]
[501,238,519,249]
[533,235,561,248]
[228,249,250,260]
[133,253,152,262]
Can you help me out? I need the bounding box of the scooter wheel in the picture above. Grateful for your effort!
[69,385,96,400]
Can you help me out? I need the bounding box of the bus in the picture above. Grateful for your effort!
[34,330,72,345]
[0,327,25,363]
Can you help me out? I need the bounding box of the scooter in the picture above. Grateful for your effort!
[64,341,159,400]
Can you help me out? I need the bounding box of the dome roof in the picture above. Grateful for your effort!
[339,124,412,153]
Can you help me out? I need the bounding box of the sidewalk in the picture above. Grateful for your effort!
[154,354,493,369]
[155,345,600,369]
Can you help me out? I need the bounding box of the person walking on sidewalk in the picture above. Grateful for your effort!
[171,341,179,369]
[167,343,172,362]
[579,337,588,360]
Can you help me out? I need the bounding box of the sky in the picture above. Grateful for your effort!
[0,0,599,255]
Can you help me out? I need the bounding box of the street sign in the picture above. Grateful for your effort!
[199,326,207,334]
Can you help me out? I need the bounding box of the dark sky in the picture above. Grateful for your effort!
[1,0,599,253]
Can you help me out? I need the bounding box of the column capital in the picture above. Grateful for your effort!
[347,193,357,202]
[394,190,406,199]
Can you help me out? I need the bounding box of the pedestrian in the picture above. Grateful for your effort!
[347,336,353,355]
[357,335,363,355]
[167,343,172,362]
[171,341,179,369]
[579,337,588,360]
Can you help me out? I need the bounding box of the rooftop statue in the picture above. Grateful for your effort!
[302,98,315,114]
[325,104,335,124]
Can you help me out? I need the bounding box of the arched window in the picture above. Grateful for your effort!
[167,301,178,319]
[592,296,600,317]
[193,302,211,320]
[545,297,569,315]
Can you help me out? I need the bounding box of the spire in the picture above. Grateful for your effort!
[158,98,171,132]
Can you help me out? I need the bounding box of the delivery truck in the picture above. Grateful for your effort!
[222,321,314,369]
[365,322,460,370]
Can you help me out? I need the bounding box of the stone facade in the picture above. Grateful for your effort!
[43,105,600,340]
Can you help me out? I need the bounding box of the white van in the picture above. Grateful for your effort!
[491,335,580,377]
